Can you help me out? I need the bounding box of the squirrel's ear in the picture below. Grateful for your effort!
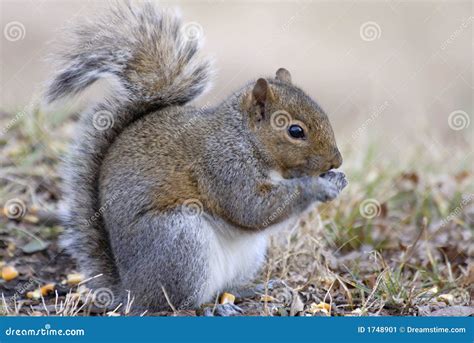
[244,78,274,124]
[249,78,273,121]
[252,78,272,105]
[275,68,292,83]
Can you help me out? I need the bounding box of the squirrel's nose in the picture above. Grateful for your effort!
[317,149,343,175]
[330,149,343,169]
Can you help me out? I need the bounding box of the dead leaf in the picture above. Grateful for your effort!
[289,291,304,316]
[436,294,454,304]
[461,265,474,286]
[20,240,49,254]
[401,172,419,184]
[454,170,470,183]
[308,302,331,315]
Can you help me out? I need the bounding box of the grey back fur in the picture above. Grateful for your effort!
[45,2,211,297]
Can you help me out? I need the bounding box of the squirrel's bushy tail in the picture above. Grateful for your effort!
[46,2,211,107]
[45,2,211,295]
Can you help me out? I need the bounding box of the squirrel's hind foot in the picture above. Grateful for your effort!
[202,303,244,317]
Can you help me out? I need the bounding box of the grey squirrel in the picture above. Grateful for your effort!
[45,2,347,314]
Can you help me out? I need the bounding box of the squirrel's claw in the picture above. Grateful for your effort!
[320,170,348,192]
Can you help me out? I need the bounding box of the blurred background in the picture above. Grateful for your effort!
[0,0,472,317]
[1,0,472,151]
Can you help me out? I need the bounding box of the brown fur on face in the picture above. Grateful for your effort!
[243,68,342,179]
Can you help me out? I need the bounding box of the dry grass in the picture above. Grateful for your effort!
[263,142,473,316]
[0,105,472,316]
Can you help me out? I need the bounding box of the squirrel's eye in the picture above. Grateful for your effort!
[288,124,305,139]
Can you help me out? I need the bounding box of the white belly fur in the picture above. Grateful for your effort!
[201,211,303,302]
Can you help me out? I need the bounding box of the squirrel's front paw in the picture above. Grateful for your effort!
[313,177,339,202]
[320,170,348,192]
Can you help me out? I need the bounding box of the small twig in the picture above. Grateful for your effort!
[323,280,335,316]
[54,290,59,315]
[399,217,427,271]
[73,289,92,316]
[362,269,387,313]
[333,273,353,308]
[108,303,123,316]
[1,293,11,315]
[78,273,103,286]
[161,286,177,314]
[41,295,50,316]
[124,290,135,315]
[263,263,273,316]
[211,294,219,315]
